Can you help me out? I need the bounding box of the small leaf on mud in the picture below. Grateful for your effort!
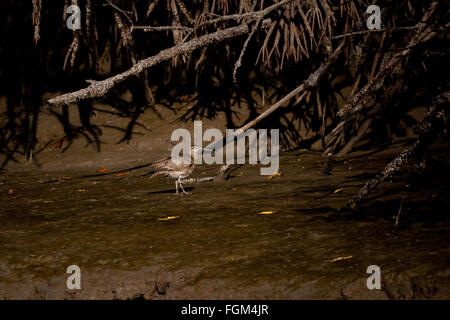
[62,177,72,180]
[7,189,15,196]
[97,169,108,173]
[44,200,54,203]
[77,189,87,192]
[258,211,275,215]
[115,172,130,177]
[55,139,64,148]
[333,188,344,194]
[267,172,281,180]
[158,216,180,221]
[331,256,353,262]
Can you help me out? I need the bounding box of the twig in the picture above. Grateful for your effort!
[105,1,133,26]
[331,25,421,39]
[104,0,132,15]
[63,0,81,70]
[233,16,263,84]
[32,0,42,44]
[176,0,195,25]
[196,0,294,28]
[132,25,193,32]
[391,195,407,239]
[146,0,159,18]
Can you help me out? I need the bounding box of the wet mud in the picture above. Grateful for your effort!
[0,143,449,299]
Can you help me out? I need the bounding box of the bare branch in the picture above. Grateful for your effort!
[218,40,346,172]
[233,16,263,84]
[47,22,272,108]
[132,25,193,32]
[331,25,422,39]
[196,0,294,28]
[146,0,159,18]
[349,92,449,208]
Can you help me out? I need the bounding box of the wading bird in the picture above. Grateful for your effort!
[149,146,203,194]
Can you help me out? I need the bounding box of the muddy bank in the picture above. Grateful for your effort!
[1,143,450,299]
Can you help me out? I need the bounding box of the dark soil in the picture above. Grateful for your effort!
[1,142,449,299]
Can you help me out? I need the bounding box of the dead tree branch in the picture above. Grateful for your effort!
[233,16,263,83]
[196,0,294,28]
[331,25,421,39]
[337,2,439,120]
[217,40,346,173]
[239,40,345,133]
[46,0,299,108]
[132,25,194,32]
[324,2,441,154]
[47,20,272,108]
[349,91,449,208]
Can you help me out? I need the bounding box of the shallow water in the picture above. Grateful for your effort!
[1,145,449,299]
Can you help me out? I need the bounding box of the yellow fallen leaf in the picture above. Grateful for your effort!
[158,216,180,221]
[331,256,353,262]
[62,176,72,180]
[258,211,275,215]
[267,172,281,180]
[333,188,344,194]
[97,168,108,173]
[115,172,130,177]
[77,189,87,192]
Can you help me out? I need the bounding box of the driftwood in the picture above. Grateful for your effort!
[348,91,449,208]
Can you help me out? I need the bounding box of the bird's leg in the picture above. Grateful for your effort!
[178,177,189,194]
[175,180,179,194]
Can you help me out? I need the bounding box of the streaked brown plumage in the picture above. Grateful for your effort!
[149,146,199,194]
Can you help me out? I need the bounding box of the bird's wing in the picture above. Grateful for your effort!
[151,156,172,170]
[151,156,192,172]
